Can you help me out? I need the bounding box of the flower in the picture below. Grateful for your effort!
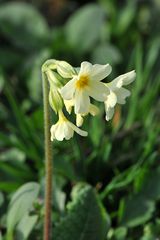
[50,111,88,141]
[60,61,112,114]
[64,99,100,127]
[104,70,136,121]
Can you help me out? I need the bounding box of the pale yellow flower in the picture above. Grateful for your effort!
[50,111,88,141]
[104,70,136,121]
[60,61,111,114]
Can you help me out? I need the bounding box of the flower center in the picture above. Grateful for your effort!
[76,75,89,89]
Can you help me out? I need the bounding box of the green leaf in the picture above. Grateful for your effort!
[65,4,106,52]
[0,2,49,50]
[16,214,38,240]
[114,3,136,35]
[141,168,160,201]
[0,148,25,162]
[54,183,110,240]
[113,227,127,240]
[7,182,40,235]
[120,193,155,227]
[92,44,122,65]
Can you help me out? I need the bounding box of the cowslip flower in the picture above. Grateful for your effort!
[60,61,112,114]
[50,111,88,141]
[104,70,136,121]
[43,59,136,141]
[63,99,99,127]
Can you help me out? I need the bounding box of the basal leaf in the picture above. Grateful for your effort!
[54,183,110,240]
[7,182,40,236]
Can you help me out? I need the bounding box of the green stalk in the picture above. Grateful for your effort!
[42,71,53,240]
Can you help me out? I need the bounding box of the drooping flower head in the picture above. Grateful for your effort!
[50,110,88,141]
[42,59,136,141]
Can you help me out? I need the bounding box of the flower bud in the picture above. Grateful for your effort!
[46,70,63,88]
[56,61,76,78]
[49,89,63,114]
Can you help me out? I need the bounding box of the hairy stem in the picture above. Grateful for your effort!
[42,71,53,240]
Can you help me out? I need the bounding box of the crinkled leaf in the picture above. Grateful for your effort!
[54,183,110,240]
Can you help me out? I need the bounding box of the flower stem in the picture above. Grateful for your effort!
[42,71,53,240]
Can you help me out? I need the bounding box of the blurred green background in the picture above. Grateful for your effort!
[0,0,160,239]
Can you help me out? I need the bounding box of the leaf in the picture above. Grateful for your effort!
[7,182,40,235]
[141,168,160,201]
[113,227,127,240]
[92,44,122,65]
[0,148,25,162]
[65,4,106,52]
[0,2,49,50]
[16,214,38,240]
[120,193,155,227]
[114,3,136,35]
[54,183,110,240]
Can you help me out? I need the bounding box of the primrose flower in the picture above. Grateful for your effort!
[64,99,99,127]
[50,111,88,141]
[104,70,136,121]
[60,61,112,114]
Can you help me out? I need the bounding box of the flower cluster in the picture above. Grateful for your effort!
[42,60,136,141]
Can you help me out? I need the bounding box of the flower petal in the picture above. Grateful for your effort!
[116,87,131,104]
[79,61,92,75]
[75,90,90,114]
[50,124,58,141]
[76,114,84,127]
[60,77,77,100]
[106,90,117,108]
[64,123,74,140]
[55,122,65,141]
[105,105,115,121]
[109,70,136,90]
[90,63,112,81]
[88,81,109,101]
[68,122,88,137]
[64,99,74,114]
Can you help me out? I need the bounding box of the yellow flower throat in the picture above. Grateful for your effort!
[76,75,89,89]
